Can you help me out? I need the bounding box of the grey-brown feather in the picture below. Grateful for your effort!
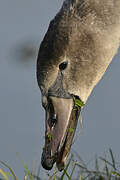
[37,0,120,102]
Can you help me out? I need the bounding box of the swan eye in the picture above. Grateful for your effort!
[59,61,68,71]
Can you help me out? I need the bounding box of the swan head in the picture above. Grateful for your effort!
[36,16,87,170]
[36,12,95,169]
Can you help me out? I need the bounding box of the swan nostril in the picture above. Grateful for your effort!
[49,114,57,128]
[51,115,57,126]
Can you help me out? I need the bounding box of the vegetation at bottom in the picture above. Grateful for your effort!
[0,149,120,180]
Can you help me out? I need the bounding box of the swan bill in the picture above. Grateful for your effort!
[41,96,81,171]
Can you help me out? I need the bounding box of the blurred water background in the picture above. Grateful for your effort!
[0,0,120,179]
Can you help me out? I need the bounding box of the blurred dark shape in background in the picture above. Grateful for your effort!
[11,38,41,65]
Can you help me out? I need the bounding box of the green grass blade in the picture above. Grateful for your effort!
[112,171,120,177]
[48,175,51,180]
[74,162,87,171]
[109,148,116,170]
[24,174,28,180]
[22,162,33,180]
[0,161,18,180]
[75,99,85,108]
[79,175,82,180]
[16,153,33,180]
[95,156,99,172]
[105,163,110,179]
[53,167,57,180]
[72,150,87,168]
[70,163,76,178]
[0,168,9,180]
[63,169,71,180]
[99,157,113,167]
[60,155,73,180]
